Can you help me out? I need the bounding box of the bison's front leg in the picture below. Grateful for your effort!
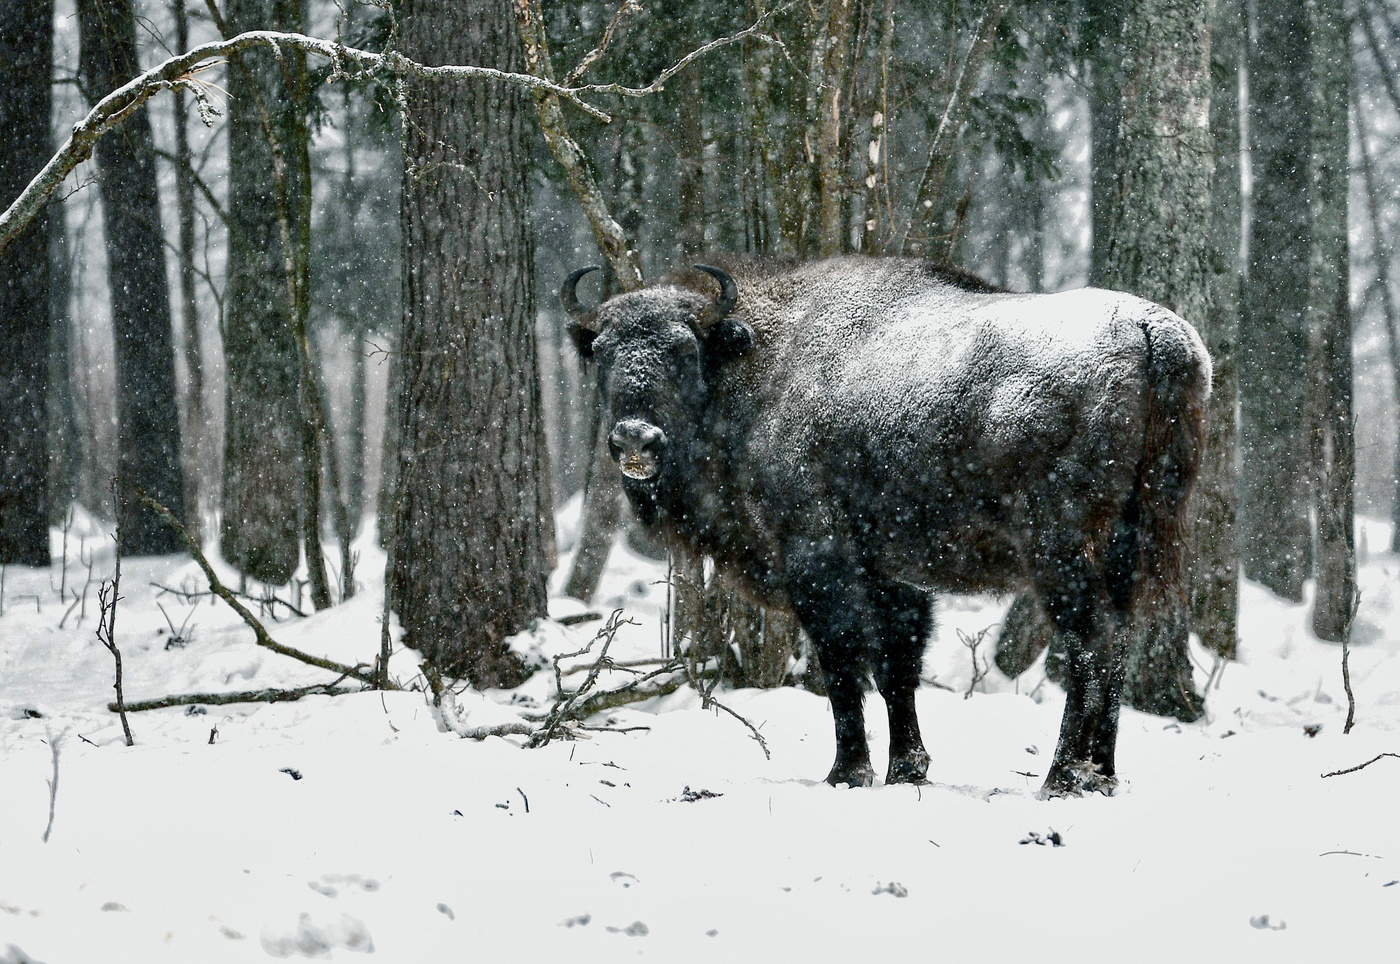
[785,545,875,788]
[871,581,933,785]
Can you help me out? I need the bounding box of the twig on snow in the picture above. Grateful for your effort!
[42,729,64,843]
[1321,752,1400,779]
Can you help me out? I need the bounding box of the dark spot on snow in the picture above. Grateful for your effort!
[1024,745,1038,755]
[706,929,719,937]
[561,913,590,928]
[495,802,509,810]
[599,779,615,787]
[23,709,43,719]
[437,903,455,920]
[1019,830,1063,847]
[872,881,908,897]
[184,705,206,716]
[1384,881,1398,888]
[1220,730,1236,739]
[220,924,246,940]
[1249,914,1286,931]
[308,881,337,899]
[1303,724,1322,738]
[677,786,723,802]
[609,872,638,888]
[605,920,649,936]
[100,902,128,912]
[279,767,302,780]
[453,810,463,817]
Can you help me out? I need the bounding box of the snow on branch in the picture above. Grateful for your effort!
[0,16,782,261]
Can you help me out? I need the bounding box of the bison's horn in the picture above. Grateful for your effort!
[561,265,602,320]
[694,264,738,325]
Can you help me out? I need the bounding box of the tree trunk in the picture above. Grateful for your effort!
[817,0,853,255]
[1240,0,1311,601]
[1102,0,1213,721]
[1306,0,1355,642]
[77,0,186,555]
[221,0,308,586]
[0,0,53,566]
[1355,81,1400,555]
[172,0,206,546]
[392,0,553,687]
[1191,0,1243,659]
[1085,0,1127,286]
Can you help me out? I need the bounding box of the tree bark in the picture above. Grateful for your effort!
[1191,0,1243,659]
[1240,0,1311,601]
[1102,0,1213,721]
[1306,0,1355,642]
[1084,0,1127,286]
[392,0,553,686]
[0,0,53,566]
[1355,79,1400,555]
[220,0,308,586]
[172,0,206,547]
[78,0,186,555]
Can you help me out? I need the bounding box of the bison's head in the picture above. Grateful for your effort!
[562,264,753,506]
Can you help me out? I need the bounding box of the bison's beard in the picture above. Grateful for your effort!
[622,477,662,527]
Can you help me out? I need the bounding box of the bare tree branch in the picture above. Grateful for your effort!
[135,490,390,687]
[0,29,616,259]
[900,0,1010,256]
[1321,752,1400,778]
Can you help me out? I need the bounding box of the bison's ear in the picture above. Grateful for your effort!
[702,317,754,363]
[568,322,599,359]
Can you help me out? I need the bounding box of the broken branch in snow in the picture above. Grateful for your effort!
[111,683,361,713]
[97,489,134,746]
[1321,752,1400,778]
[527,609,634,747]
[1340,590,1361,734]
[680,660,770,760]
[135,490,390,688]
[42,729,63,843]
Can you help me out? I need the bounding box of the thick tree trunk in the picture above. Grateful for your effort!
[1085,0,1126,287]
[78,0,186,555]
[1306,0,1355,643]
[221,0,308,585]
[1102,0,1213,721]
[1191,0,1243,659]
[1240,0,1311,601]
[0,0,53,566]
[392,0,552,686]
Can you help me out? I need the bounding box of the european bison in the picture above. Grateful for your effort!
[563,255,1210,797]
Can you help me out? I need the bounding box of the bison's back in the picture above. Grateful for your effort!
[735,271,1191,593]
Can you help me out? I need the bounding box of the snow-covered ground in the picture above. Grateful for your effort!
[2,508,1397,963]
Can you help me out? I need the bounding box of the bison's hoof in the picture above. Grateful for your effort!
[826,762,875,788]
[885,749,930,785]
[1038,761,1117,799]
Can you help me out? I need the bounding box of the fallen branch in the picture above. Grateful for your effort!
[1321,752,1400,778]
[527,609,634,747]
[136,490,389,688]
[42,730,63,843]
[111,683,361,713]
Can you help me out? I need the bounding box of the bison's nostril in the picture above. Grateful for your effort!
[609,420,666,480]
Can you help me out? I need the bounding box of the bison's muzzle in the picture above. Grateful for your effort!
[609,419,666,480]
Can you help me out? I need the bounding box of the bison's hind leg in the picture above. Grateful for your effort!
[1035,544,1127,798]
[871,581,934,785]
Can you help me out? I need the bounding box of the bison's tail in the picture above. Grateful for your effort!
[1131,310,1211,611]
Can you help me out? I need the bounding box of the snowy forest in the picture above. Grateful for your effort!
[1,0,1399,960]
